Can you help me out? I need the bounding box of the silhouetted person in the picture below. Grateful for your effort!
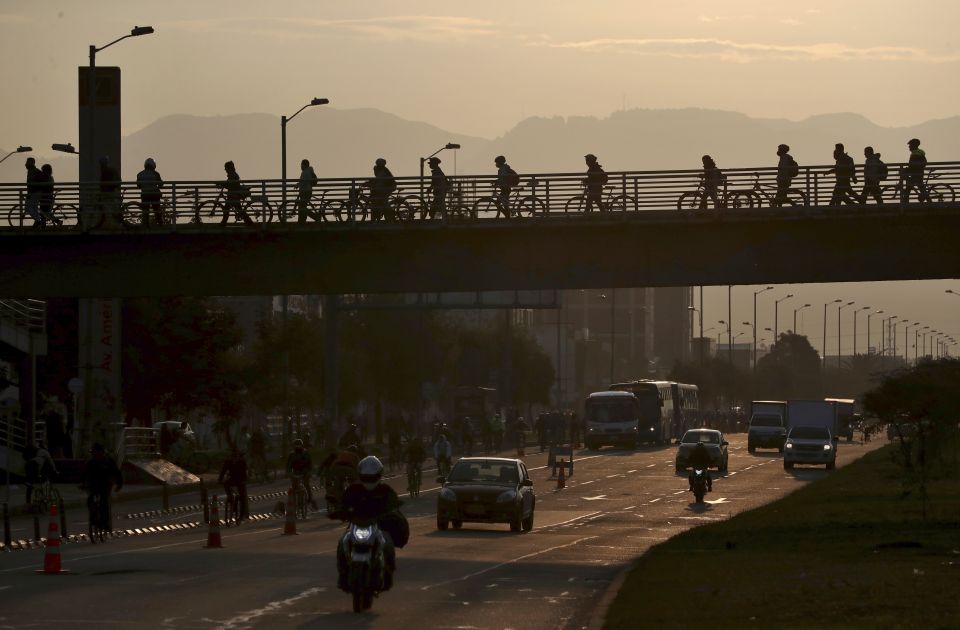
[38,164,57,226]
[369,158,396,221]
[219,160,255,225]
[583,154,608,212]
[774,144,800,207]
[494,155,518,217]
[427,156,449,218]
[826,143,859,206]
[99,155,122,227]
[902,138,930,204]
[700,155,726,210]
[136,157,164,227]
[297,158,319,223]
[860,147,886,205]
[24,157,43,226]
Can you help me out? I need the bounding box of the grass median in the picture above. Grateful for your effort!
[604,445,960,629]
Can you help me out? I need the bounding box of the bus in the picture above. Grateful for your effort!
[608,380,674,444]
[671,382,700,438]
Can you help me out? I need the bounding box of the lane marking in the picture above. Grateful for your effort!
[648,498,662,503]
[583,495,608,501]
[214,586,325,629]
[539,511,602,530]
[646,464,656,468]
[420,535,598,591]
[578,480,596,486]
[626,470,637,473]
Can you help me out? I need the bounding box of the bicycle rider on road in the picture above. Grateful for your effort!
[434,433,453,476]
[286,439,317,509]
[218,448,249,521]
[82,443,123,534]
[23,440,58,505]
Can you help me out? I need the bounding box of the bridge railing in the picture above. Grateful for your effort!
[1,161,958,229]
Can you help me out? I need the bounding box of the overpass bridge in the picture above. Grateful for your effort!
[1,162,958,297]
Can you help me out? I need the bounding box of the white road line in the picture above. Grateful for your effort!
[646,464,656,468]
[672,491,685,495]
[578,480,596,486]
[214,586,325,629]
[420,535,598,591]
[648,498,661,503]
[626,470,637,473]
[540,511,602,530]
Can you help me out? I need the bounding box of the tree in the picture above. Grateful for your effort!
[754,333,821,399]
[669,357,751,410]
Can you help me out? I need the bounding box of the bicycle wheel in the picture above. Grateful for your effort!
[676,191,703,211]
[516,196,546,217]
[728,191,759,210]
[198,200,225,225]
[564,195,586,214]
[609,194,636,213]
[445,202,475,221]
[473,196,500,219]
[121,201,143,227]
[393,198,418,222]
[928,184,955,203]
[245,198,274,223]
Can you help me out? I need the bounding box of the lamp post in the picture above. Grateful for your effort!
[793,303,811,336]
[773,293,793,342]
[867,310,883,356]
[946,289,960,298]
[281,97,329,216]
[52,143,79,155]
[688,305,704,365]
[921,326,930,360]
[741,321,754,367]
[752,286,773,371]
[883,315,898,357]
[852,306,870,356]
[717,320,730,362]
[420,143,461,201]
[837,301,855,367]
[823,299,842,367]
[0,145,31,165]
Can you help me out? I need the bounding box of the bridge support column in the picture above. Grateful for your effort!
[323,295,339,435]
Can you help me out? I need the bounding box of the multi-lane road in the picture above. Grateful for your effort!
[0,434,882,629]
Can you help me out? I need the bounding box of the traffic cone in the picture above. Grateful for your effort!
[282,487,298,536]
[557,459,566,490]
[204,495,223,548]
[36,503,69,574]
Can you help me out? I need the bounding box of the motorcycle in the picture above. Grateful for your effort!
[343,520,389,613]
[691,468,709,504]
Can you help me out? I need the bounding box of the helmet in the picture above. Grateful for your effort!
[358,455,384,485]
[375,158,387,166]
[293,438,304,448]
[144,157,156,169]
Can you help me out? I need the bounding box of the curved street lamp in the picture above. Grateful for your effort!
[822,299,842,367]
[0,145,32,165]
[852,306,870,356]
[866,310,883,356]
[773,293,794,342]
[793,303,811,336]
[281,97,330,214]
[52,143,79,155]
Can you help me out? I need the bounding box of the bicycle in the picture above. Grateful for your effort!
[5,190,78,228]
[329,183,418,222]
[121,196,178,227]
[472,179,547,218]
[881,168,956,204]
[30,477,62,515]
[677,175,745,211]
[291,474,309,520]
[249,452,276,484]
[223,484,242,526]
[193,185,277,225]
[436,456,452,479]
[87,493,108,543]
[406,462,422,498]
[565,183,637,214]
[279,189,343,223]
[729,172,808,209]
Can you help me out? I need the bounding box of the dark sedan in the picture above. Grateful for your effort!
[436,457,536,532]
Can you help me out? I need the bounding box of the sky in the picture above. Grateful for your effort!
[1,0,958,353]
[1,0,959,145]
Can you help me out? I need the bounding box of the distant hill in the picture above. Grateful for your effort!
[3,108,959,182]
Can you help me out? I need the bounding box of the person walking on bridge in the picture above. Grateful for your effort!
[494,155,519,217]
[23,157,44,226]
[860,147,887,205]
[699,155,725,210]
[774,144,800,208]
[583,154,608,212]
[826,143,859,206]
[902,138,930,204]
[296,158,319,223]
[219,160,255,226]
[369,158,396,222]
[136,158,164,227]
[427,156,449,218]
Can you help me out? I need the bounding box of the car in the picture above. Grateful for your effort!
[436,457,535,532]
[783,426,837,470]
[747,413,787,453]
[675,429,729,472]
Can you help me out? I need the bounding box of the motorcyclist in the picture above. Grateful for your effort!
[336,455,401,592]
[433,433,453,476]
[286,438,316,509]
[687,442,713,492]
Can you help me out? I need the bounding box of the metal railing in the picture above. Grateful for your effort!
[0,299,46,332]
[1,161,958,230]
[119,426,160,464]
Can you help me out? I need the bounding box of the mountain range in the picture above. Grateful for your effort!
[3,108,959,183]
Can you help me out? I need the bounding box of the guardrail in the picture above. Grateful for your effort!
[1,161,958,230]
[119,427,160,463]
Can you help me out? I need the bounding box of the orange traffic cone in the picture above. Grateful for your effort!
[36,503,69,574]
[557,459,566,490]
[282,487,298,536]
[204,495,223,548]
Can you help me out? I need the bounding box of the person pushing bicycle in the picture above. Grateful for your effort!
[218,448,249,522]
[82,443,123,536]
[286,439,317,509]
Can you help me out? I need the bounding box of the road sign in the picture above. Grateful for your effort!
[67,377,84,395]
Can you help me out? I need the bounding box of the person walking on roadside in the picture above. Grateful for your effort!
[24,157,44,226]
[774,144,800,208]
[296,158,319,223]
[38,164,58,226]
[700,155,726,210]
[218,448,249,522]
[860,147,887,205]
[136,157,164,227]
[427,156,449,218]
[902,138,930,204]
[583,153,608,212]
[82,442,123,534]
[826,143,859,206]
[219,160,255,225]
[494,155,518,217]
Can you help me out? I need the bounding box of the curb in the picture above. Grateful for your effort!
[587,562,634,630]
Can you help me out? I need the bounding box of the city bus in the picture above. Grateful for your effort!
[608,380,674,444]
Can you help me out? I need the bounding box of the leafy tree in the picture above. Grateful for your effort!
[669,357,751,409]
[754,333,821,399]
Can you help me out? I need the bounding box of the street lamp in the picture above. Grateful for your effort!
[946,289,960,298]
[52,143,79,155]
[793,303,811,336]
[741,321,754,367]
[281,97,329,216]
[921,326,930,360]
[419,142,461,200]
[867,310,883,356]
[717,320,730,362]
[852,306,870,356]
[688,305,705,365]
[752,286,773,371]
[837,301,855,366]
[773,293,793,342]
[0,145,31,165]
[823,299,842,367]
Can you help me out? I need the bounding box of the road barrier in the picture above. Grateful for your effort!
[36,503,67,574]
[557,460,566,490]
[204,495,223,549]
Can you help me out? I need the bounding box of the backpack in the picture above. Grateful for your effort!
[876,159,889,181]
[506,167,520,187]
[787,156,800,179]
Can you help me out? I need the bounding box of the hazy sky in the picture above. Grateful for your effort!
[2,0,959,146]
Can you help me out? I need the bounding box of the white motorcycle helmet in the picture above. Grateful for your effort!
[358,455,384,490]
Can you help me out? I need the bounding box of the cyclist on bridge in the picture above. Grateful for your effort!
[583,154,608,212]
[286,438,317,509]
[82,443,123,534]
[218,160,255,226]
[296,158,319,223]
[861,147,887,205]
[700,155,725,210]
[494,155,519,217]
[369,158,397,222]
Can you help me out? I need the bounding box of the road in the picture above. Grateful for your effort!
[0,434,882,629]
